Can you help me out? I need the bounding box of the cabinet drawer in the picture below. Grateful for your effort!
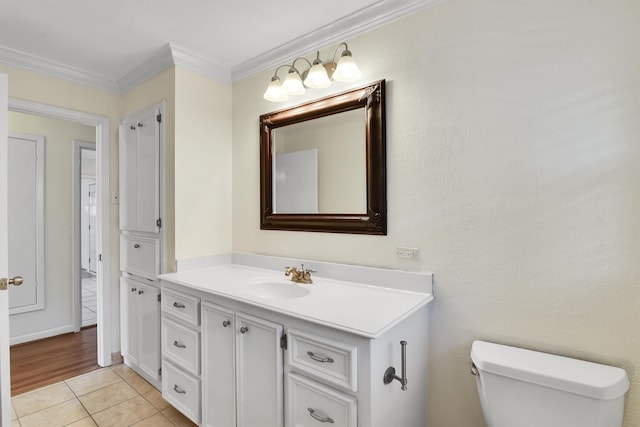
[120,235,159,280]
[162,288,200,326]
[286,373,357,427]
[162,361,201,425]
[162,318,200,375]
[288,329,358,392]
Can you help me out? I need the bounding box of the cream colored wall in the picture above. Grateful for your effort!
[8,112,95,340]
[122,67,176,272]
[174,67,232,261]
[233,1,640,426]
[0,64,123,351]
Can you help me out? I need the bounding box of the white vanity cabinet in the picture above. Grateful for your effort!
[201,303,284,427]
[120,276,161,386]
[161,277,430,427]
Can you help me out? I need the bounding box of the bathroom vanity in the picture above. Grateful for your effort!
[159,258,433,427]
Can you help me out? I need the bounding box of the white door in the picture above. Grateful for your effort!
[202,303,236,427]
[137,282,160,381]
[88,183,97,273]
[0,72,14,426]
[120,277,139,365]
[8,133,44,314]
[274,149,318,213]
[236,312,284,427]
[119,109,160,233]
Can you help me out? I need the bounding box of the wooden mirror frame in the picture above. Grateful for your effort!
[260,79,386,234]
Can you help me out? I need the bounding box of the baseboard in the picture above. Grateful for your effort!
[10,325,75,346]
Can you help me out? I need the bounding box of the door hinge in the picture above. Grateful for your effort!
[157,294,161,303]
[156,218,162,228]
[99,254,102,261]
[280,334,287,350]
[156,113,162,123]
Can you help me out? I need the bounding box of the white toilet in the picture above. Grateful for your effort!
[470,340,629,427]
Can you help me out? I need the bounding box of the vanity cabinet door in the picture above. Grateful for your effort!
[202,303,236,427]
[137,282,161,381]
[236,312,284,427]
[121,277,161,382]
[121,277,139,365]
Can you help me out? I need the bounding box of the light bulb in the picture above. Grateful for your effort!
[263,77,288,102]
[333,53,361,82]
[304,62,331,89]
[282,68,305,95]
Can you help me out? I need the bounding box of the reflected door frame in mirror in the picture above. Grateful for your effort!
[260,79,386,234]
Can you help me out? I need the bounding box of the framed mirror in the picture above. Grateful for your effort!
[260,80,386,234]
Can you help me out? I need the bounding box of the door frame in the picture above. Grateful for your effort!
[72,140,96,332]
[9,98,112,367]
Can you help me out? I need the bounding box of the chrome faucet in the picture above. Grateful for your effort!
[284,264,315,284]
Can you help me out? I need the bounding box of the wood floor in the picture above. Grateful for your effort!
[10,326,99,396]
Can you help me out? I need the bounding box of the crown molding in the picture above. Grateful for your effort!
[0,45,121,93]
[117,44,231,93]
[0,0,444,93]
[116,44,175,94]
[230,0,446,82]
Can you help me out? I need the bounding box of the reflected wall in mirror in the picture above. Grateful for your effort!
[260,80,386,234]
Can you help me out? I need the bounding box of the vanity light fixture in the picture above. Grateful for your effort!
[262,42,361,102]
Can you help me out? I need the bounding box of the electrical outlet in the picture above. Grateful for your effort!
[396,247,418,259]
[111,191,119,204]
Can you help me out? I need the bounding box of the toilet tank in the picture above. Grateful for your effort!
[470,341,629,427]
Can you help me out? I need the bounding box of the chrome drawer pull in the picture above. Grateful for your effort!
[173,385,186,394]
[307,351,334,363]
[173,340,186,349]
[222,320,231,327]
[240,326,249,334]
[308,408,334,423]
[133,243,140,248]
[173,302,186,308]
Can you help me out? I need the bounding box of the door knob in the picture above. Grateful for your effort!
[0,276,23,290]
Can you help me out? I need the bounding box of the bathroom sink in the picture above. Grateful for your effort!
[242,281,311,299]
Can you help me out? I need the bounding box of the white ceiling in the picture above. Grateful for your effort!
[0,0,441,93]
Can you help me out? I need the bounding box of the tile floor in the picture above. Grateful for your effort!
[11,364,197,427]
[81,270,97,328]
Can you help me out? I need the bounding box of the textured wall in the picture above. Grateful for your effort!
[174,67,232,261]
[232,1,640,425]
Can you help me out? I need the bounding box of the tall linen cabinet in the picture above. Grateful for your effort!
[119,102,164,389]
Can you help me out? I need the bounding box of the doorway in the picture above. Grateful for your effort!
[7,98,112,369]
[77,143,97,328]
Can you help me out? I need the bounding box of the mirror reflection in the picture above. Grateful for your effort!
[260,79,386,234]
[272,109,366,214]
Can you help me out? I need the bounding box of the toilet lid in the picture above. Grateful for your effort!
[470,340,630,400]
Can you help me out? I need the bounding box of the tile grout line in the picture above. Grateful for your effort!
[14,365,182,427]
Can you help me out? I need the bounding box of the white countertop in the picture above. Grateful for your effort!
[159,263,433,338]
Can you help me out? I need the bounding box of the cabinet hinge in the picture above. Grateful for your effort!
[280,334,287,350]
[99,254,102,261]
[156,113,162,123]
[156,218,162,228]
[157,294,161,303]
[158,367,162,377]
